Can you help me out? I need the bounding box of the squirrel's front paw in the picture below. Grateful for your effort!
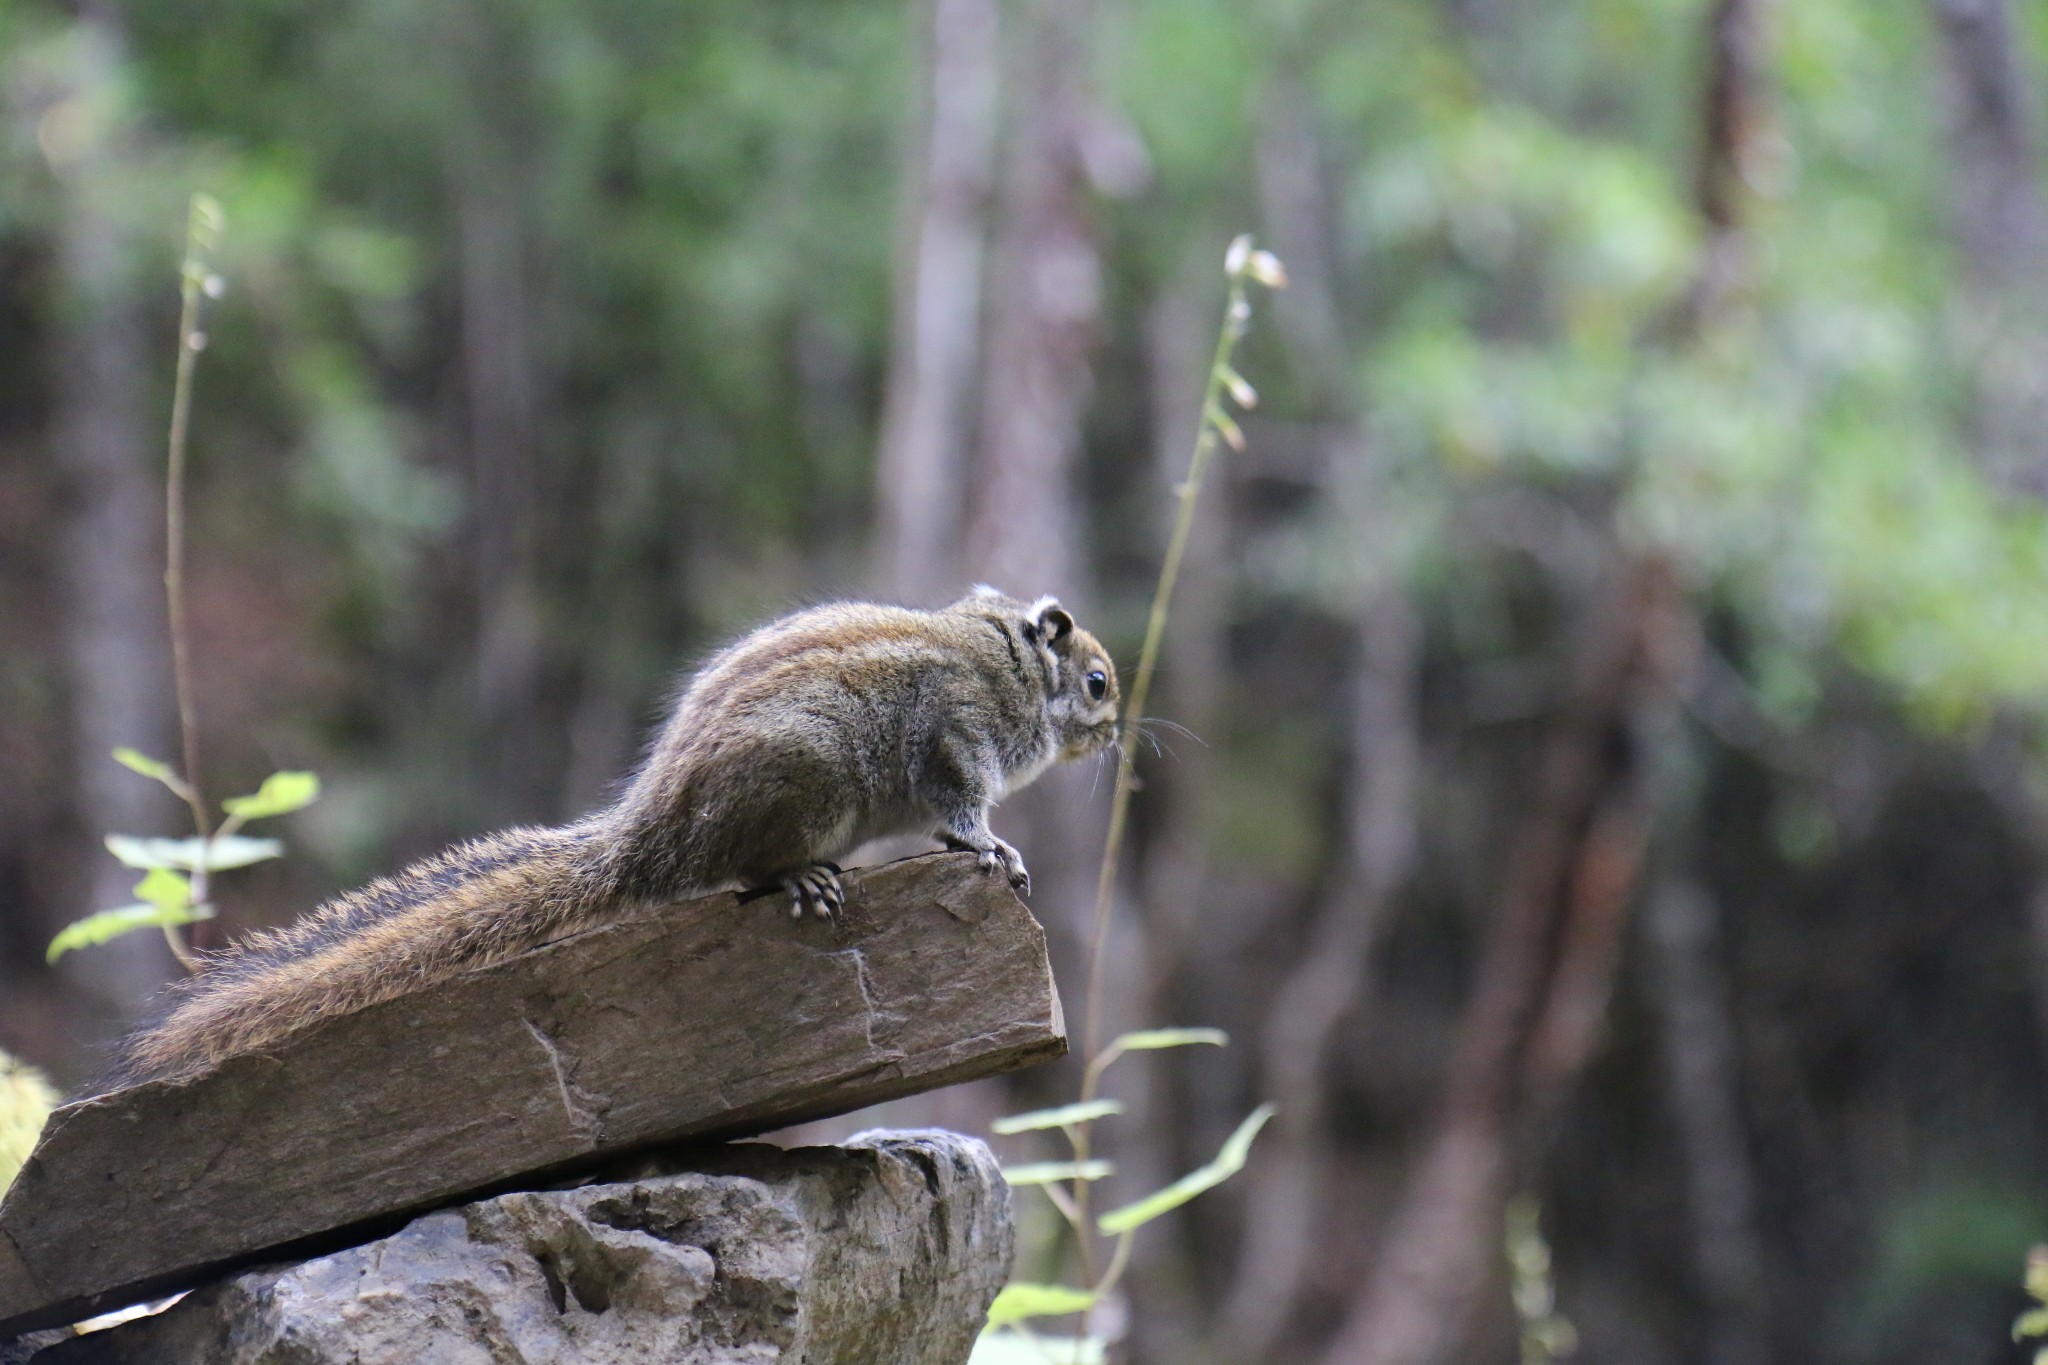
[978,838,1030,895]
[943,830,1031,895]
[783,863,845,920]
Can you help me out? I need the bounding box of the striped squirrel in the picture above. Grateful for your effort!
[102,588,1119,1091]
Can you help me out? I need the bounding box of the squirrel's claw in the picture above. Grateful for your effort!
[980,839,1031,896]
[944,831,1031,896]
[784,864,845,920]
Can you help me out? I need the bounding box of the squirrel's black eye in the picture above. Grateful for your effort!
[1086,670,1107,702]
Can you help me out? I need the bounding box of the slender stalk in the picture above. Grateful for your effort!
[1068,235,1280,1288]
[1078,268,1249,1065]
[160,194,222,972]
[1067,1114,1101,1286]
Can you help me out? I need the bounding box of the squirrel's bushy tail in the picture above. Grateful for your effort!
[101,824,616,1091]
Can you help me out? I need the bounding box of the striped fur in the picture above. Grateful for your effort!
[100,590,1118,1091]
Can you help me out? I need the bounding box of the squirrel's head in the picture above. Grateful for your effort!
[959,587,1120,762]
[1024,597,1120,762]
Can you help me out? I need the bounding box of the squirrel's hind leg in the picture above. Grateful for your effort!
[783,862,845,920]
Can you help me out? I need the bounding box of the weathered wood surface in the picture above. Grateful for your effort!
[0,854,1065,1337]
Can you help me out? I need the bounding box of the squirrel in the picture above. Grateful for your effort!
[101,587,1119,1091]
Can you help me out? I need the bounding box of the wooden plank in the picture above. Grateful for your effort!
[0,853,1065,1337]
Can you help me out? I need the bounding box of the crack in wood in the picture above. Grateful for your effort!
[522,1018,608,1146]
[838,946,882,1055]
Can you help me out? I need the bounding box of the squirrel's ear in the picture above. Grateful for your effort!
[1029,597,1074,645]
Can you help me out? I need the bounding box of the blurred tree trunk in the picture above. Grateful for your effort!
[1646,879,1773,1365]
[1321,562,1680,1365]
[49,17,176,1016]
[440,1,563,829]
[454,151,547,817]
[1930,0,2048,495]
[1932,0,2045,277]
[1653,5,1778,1358]
[875,0,1000,603]
[966,0,1100,599]
[1685,0,1770,325]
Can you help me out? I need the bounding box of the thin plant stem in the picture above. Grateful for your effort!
[1067,235,1279,1289]
[1078,268,1249,1066]
[1092,1229,1134,1299]
[1068,1117,1101,1287]
[160,194,222,972]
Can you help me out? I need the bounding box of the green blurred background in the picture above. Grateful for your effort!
[6,0,2048,1360]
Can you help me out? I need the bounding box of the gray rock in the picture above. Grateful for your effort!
[29,1130,1011,1365]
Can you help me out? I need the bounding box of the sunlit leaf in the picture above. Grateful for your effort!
[991,1100,1122,1135]
[133,867,193,912]
[111,748,189,797]
[984,1283,1096,1328]
[1103,1027,1226,1054]
[47,901,214,963]
[2017,1306,2048,1342]
[105,835,284,872]
[1096,1102,1275,1235]
[1086,1028,1229,1086]
[221,770,320,822]
[1002,1161,1114,1187]
[968,1332,1106,1365]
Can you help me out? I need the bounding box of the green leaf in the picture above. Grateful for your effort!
[1085,1028,1230,1089]
[221,771,320,822]
[991,1100,1123,1135]
[2017,1306,2048,1342]
[1096,1102,1275,1235]
[968,1332,1106,1365]
[106,834,284,872]
[1103,1027,1227,1054]
[47,901,214,963]
[985,1283,1097,1328]
[132,867,193,912]
[1002,1161,1114,1187]
[111,748,190,797]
